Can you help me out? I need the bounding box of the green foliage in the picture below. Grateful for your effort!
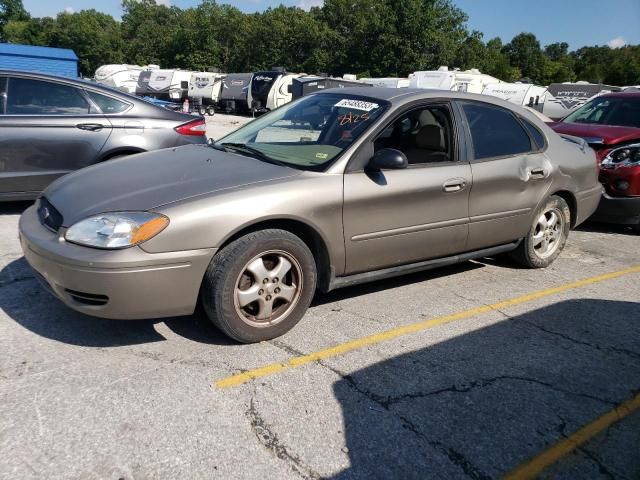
[0,0,638,86]
[0,0,29,41]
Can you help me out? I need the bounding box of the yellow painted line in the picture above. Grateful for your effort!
[215,264,640,389]
[504,392,640,480]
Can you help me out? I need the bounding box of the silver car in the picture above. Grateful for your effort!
[0,70,207,200]
[19,88,602,342]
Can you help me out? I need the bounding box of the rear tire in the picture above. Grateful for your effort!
[201,229,317,343]
[511,195,570,268]
[198,106,206,116]
[207,106,215,116]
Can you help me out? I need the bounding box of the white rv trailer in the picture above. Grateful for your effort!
[542,82,621,120]
[409,66,501,94]
[482,83,548,109]
[94,64,159,94]
[359,77,410,88]
[146,69,194,101]
[250,71,305,113]
[188,72,225,115]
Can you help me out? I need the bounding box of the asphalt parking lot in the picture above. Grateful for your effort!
[1,118,639,479]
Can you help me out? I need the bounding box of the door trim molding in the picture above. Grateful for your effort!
[351,217,468,242]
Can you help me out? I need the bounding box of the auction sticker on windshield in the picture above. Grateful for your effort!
[334,99,380,111]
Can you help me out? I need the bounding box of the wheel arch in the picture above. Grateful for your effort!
[550,189,578,228]
[216,217,335,293]
[97,147,146,163]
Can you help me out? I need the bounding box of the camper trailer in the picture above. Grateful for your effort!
[409,66,501,94]
[250,70,305,113]
[291,76,372,100]
[219,73,253,114]
[482,83,548,110]
[188,71,225,115]
[135,70,153,97]
[95,64,159,94]
[144,69,193,101]
[359,77,410,88]
[542,82,621,120]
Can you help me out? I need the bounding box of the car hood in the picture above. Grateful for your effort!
[550,122,640,146]
[45,145,301,226]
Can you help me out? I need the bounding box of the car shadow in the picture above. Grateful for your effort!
[0,200,32,215]
[577,220,638,236]
[313,262,484,305]
[0,256,235,347]
[328,299,640,479]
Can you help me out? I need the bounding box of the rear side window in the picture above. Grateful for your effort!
[7,77,90,115]
[520,118,546,150]
[86,91,130,114]
[461,103,533,159]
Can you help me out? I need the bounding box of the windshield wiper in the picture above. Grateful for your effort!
[220,142,290,168]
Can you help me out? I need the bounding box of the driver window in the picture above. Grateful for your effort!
[374,105,453,165]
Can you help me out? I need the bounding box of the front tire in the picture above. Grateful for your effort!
[512,195,570,268]
[201,229,317,343]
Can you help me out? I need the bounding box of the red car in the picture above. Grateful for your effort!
[551,91,640,232]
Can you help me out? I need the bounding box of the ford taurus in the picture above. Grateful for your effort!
[19,88,602,342]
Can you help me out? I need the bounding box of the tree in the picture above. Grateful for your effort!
[0,0,29,41]
[121,0,182,67]
[504,33,546,83]
[49,10,124,76]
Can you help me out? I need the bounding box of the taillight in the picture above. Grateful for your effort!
[175,118,207,136]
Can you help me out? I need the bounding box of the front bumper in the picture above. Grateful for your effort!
[19,205,216,319]
[590,192,640,225]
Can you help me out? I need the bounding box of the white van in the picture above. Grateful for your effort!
[94,64,159,94]
[409,66,501,94]
[188,72,225,115]
[250,71,305,113]
[482,83,547,109]
[359,77,410,88]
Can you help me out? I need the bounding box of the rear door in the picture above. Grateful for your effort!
[0,76,112,196]
[456,101,553,250]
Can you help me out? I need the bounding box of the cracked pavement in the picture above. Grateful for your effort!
[0,201,639,479]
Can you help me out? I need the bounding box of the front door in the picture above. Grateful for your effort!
[0,76,112,196]
[343,103,471,274]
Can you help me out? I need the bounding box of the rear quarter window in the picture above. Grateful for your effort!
[520,118,546,150]
[86,91,131,114]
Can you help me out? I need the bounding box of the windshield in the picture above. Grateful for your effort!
[563,96,640,128]
[216,93,389,170]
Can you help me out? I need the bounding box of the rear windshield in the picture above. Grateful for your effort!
[563,96,640,128]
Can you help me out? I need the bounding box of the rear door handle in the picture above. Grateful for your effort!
[528,167,547,179]
[442,178,467,193]
[76,123,104,132]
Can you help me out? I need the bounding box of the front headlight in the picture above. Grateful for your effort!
[601,144,640,169]
[65,212,169,249]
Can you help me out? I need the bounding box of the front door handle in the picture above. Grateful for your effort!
[76,123,104,132]
[442,178,467,193]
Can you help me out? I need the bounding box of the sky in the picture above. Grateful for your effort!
[21,0,640,50]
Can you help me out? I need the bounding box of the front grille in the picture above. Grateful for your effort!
[64,289,109,306]
[37,197,63,232]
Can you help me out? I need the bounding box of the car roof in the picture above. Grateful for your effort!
[0,69,140,100]
[315,86,524,109]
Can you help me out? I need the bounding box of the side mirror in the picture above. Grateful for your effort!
[368,148,408,170]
